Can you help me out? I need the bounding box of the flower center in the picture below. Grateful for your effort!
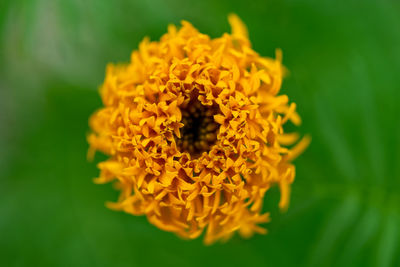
[177,101,219,156]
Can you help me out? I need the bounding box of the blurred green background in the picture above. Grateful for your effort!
[1,0,399,266]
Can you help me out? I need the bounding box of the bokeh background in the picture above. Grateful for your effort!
[1,0,399,266]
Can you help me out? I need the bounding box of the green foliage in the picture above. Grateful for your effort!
[1,0,399,266]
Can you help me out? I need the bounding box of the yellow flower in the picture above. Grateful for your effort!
[88,14,310,244]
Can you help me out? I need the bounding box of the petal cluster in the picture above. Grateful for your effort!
[88,15,309,244]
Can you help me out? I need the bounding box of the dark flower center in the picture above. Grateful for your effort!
[177,101,219,156]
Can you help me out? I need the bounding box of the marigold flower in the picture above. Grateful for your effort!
[88,14,310,244]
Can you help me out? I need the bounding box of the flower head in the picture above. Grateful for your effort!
[88,14,309,244]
